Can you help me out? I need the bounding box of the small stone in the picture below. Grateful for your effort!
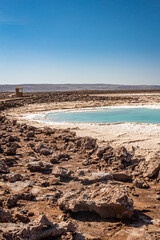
[0,160,9,173]
[14,212,29,223]
[40,148,52,155]
[27,160,52,172]
[5,195,19,208]
[0,207,12,222]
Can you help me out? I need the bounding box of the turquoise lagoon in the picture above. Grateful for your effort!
[44,108,160,124]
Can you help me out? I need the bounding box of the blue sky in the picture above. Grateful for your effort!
[0,0,160,85]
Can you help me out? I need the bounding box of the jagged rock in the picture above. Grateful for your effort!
[7,173,22,182]
[35,190,62,201]
[27,161,52,172]
[29,142,36,148]
[35,142,46,152]
[126,158,140,170]
[6,181,32,193]
[27,125,36,131]
[5,195,19,208]
[50,152,59,163]
[8,135,20,142]
[113,172,132,182]
[52,166,72,180]
[82,159,90,166]
[35,142,44,151]
[43,127,55,135]
[0,207,12,222]
[26,151,36,157]
[115,146,132,163]
[5,146,17,156]
[29,156,39,162]
[96,146,109,158]
[26,131,35,138]
[40,148,52,155]
[28,211,34,217]
[77,171,113,184]
[103,146,114,161]
[11,142,21,148]
[75,232,101,240]
[109,228,152,240]
[58,182,133,219]
[75,169,91,177]
[2,214,76,240]
[143,153,160,178]
[34,142,52,155]
[58,153,70,161]
[133,179,149,189]
[8,127,12,132]
[0,160,9,173]
[14,211,29,223]
[2,157,17,167]
[81,137,97,150]
[12,119,17,125]
[103,146,133,168]
[0,145,4,153]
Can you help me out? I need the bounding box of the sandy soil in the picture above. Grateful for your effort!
[6,100,160,157]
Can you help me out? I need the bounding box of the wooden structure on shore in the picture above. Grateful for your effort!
[15,87,23,97]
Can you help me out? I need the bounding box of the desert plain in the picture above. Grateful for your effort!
[0,90,160,239]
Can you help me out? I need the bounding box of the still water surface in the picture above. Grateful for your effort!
[45,108,160,124]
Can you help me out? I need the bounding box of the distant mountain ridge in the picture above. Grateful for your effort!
[0,84,160,92]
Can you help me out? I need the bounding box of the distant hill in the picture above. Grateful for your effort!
[0,84,160,92]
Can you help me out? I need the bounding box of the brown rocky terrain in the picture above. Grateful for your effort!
[0,91,160,240]
[1,89,160,111]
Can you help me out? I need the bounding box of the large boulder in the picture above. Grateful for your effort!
[58,182,133,219]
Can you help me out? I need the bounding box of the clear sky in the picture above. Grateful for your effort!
[0,0,160,85]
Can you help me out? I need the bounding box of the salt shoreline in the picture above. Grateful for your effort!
[6,102,160,156]
[22,104,160,126]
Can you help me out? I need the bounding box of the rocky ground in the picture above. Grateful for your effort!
[0,91,160,239]
[1,89,160,111]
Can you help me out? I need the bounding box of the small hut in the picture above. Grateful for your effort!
[15,87,23,97]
